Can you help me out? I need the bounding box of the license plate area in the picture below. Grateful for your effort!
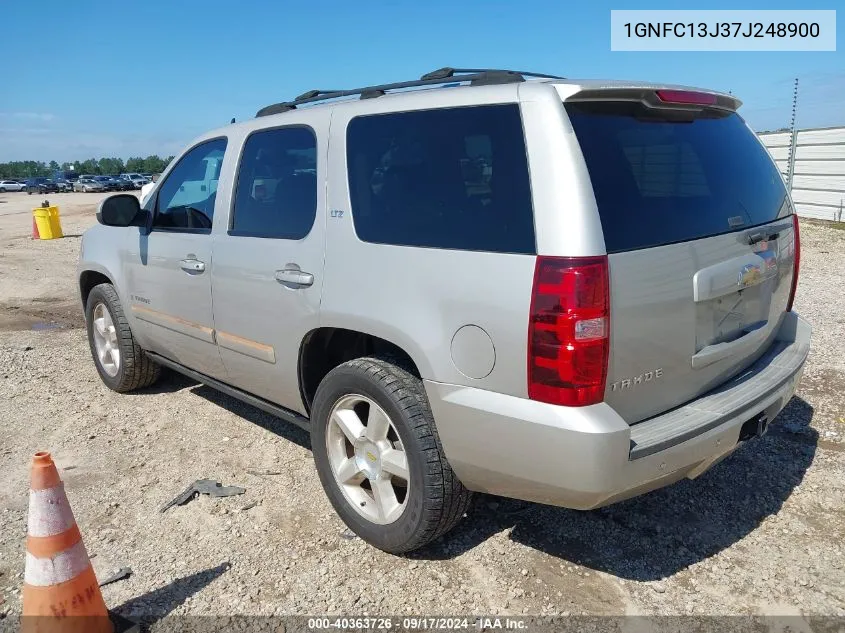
[692,249,780,353]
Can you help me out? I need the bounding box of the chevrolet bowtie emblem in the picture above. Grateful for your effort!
[738,263,762,288]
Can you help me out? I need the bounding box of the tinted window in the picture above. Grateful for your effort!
[153,138,226,231]
[347,105,535,254]
[566,102,789,253]
[231,127,317,239]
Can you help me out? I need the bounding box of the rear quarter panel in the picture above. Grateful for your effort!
[322,86,549,397]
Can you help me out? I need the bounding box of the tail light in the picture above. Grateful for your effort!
[787,214,801,312]
[528,256,609,407]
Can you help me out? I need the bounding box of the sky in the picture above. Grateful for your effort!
[0,0,842,162]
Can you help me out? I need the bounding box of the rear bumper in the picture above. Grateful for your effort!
[425,312,810,510]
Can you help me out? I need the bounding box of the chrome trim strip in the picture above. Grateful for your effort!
[216,330,276,364]
[130,305,215,344]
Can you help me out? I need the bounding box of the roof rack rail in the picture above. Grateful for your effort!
[294,89,343,101]
[255,67,564,117]
[420,67,564,81]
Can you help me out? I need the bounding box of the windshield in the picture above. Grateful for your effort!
[565,102,790,253]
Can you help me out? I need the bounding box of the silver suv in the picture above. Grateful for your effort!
[78,68,810,553]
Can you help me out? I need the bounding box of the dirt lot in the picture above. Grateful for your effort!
[0,191,843,626]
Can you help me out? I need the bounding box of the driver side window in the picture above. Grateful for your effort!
[153,138,227,231]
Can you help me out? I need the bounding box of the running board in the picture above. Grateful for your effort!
[146,352,310,432]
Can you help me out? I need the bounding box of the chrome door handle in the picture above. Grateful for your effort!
[180,259,206,273]
[274,268,314,287]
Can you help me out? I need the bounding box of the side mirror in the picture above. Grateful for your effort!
[96,194,147,227]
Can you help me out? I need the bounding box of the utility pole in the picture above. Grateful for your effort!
[786,78,799,191]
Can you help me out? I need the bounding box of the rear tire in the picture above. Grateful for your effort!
[85,283,160,392]
[311,356,472,554]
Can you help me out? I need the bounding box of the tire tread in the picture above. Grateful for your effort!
[88,283,160,392]
[336,356,472,551]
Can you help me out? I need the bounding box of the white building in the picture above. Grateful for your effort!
[759,126,845,222]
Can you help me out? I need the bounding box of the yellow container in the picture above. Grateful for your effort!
[32,206,63,240]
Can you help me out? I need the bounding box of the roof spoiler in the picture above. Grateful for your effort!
[566,87,741,112]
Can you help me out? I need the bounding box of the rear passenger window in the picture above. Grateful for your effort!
[231,127,317,239]
[346,105,535,254]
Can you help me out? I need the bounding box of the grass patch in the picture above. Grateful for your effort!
[800,217,845,231]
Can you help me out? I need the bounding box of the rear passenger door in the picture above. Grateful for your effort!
[210,120,327,414]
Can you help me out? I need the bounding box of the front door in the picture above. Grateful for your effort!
[123,137,228,379]
[211,120,328,415]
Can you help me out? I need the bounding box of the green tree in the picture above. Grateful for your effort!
[143,155,173,173]
[76,159,100,175]
[0,161,49,178]
[125,157,145,172]
[98,157,125,175]
[1,154,177,179]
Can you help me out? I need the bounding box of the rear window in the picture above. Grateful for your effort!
[566,102,789,253]
[346,104,535,254]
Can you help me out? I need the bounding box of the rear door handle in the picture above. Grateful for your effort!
[180,258,206,273]
[274,268,314,287]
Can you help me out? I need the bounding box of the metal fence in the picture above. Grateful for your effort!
[759,126,845,222]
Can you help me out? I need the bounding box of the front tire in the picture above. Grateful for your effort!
[311,357,472,554]
[85,283,160,392]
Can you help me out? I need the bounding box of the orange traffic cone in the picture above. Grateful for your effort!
[22,452,113,633]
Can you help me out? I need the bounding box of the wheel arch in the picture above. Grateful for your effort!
[298,327,423,414]
[78,267,116,308]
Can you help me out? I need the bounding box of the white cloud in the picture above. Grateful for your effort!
[0,112,56,122]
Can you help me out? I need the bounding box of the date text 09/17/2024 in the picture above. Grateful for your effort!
[307,617,529,630]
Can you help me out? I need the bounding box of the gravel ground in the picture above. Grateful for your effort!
[0,193,843,626]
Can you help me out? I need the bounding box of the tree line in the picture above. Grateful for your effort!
[0,156,175,179]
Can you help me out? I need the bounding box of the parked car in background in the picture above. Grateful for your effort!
[108,175,134,191]
[53,171,79,187]
[92,176,117,191]
[139,173,160,205]
[0,180,25,192]
[74,178,106,193]
[25,178,59,195]
[55,180,74,192]
[119,173,149,189]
